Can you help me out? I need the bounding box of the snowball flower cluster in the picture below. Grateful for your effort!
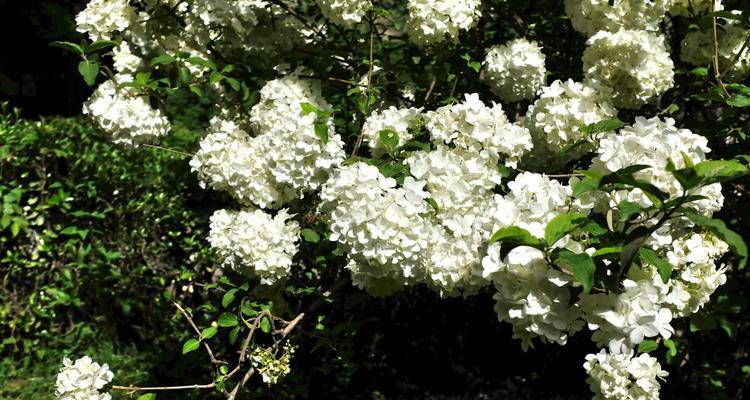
[669,0,722,17]
[590,116,724,215]
[583,30,674,109]
[584,350,668,400]
[208,208,300,284]
[112,41,143,75]
[317,0,372,27]
[682,23,750,82]
[83,80,171,147]
[406,0,482,46]
[564,0,670,36]
[56,356,113,400]
[363,106,424,157]
[483,38,547,102]
[425,94,532,167]
[75,0,135,40]
[523,79,617,169]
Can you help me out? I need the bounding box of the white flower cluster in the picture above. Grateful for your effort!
[83,80,171,147]
[55,356,113,400]
[584,350,668,400]
[191,76,345,208]
[682,23,750,82]
[483,38,547,102]
[583,30,674,109]
[523,79,617,169]
[425,94,532,167]
[363,106,424,157]
[250,343,296,385]
[406,0,482,46]
[590,116,724,214]
[75,0,135,40]
[208,208,300,284]
[112,41,143,76]
[564,0,670,36]
[482,173,588,349]
[669,0,722,17]
[317,0,372,27]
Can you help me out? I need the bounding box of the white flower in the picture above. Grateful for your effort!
[590,116,724,215]
[208,208,300,284]
[564,0,670,36]
[669,0,722,17]
[583,30,674,109]
[112,41,143,76]
[250,343,295,385]
[56,356,113,400]
[483,38,547,102]
[584,349,668,400]
[83,79,170,147]
[406,0,482,46]
[682,22,750,82]
[76,0,136,40]
[317,0,372,27]
[522,79,617,169]
[425,94,532,167]
[363,106,424,157]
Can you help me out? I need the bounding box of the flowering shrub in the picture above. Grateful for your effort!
[46,0,750,398]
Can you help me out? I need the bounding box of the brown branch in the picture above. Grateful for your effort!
[351,13,376,157]
[710,0,730,97]
[111,383,215,393]
[174,302,225,366]
[720,31,750,79]
[424,75,437,103]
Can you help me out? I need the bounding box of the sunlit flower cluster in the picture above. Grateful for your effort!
[483,38,547,102]
[317,0,372,27]
[406,0,482,46]
[75,0,135,40]
[363,106,424,157]
[564,0,670,36]
[55,356,113,400]
[584,350,668,400]
[681,23,750,82]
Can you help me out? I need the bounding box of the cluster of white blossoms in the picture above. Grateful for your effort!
[582,29,674,109]
[584,350,668,400]
[363,106,424,157]
[522,79,617,169]
[191,75,345,208]
[406,0,482,46]
[55,356,113,400]
[669,0,722,17]
[83,80,171,147]
[590,116,724,215]
[250,343,296,385]
[208,208,300,284]
[483,38,547,103]
[75,0,134,40]
[682,21,750,82]
[317,0,372,27]
[564,0,670,36]
[425,94,532,166]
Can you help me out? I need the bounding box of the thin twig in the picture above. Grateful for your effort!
[720,32,750,79]
[424,75,437,103]
[174,302,225,366]
[142,143,194,158]
[710,0,730,97]
[265,0,327,43]
[111,383,215,393]
[351,13,376,157]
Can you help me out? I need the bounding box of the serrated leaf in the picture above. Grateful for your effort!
[218,312,238,327]
[200,326,217,340]
[222,288,238,308]
[640,247,672,283]
[544,212,588,245]
[300,228,321,243]
[637,339,659,353]
[556,250,596,293]
[182,338,200,354]
[78,60,99,87]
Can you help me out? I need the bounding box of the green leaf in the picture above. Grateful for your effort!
[726,94,750,107]
[637,339,659,353]
[314,122,329,144]
[87,40,118,53]
[686,212,747,269]
[544,212,587,245]
[690,312,717,332]
[178,67,192,86]
[689,67,708,77]
[50,41,84,56]
[150,55,177,66]
[580,119,626,135]
[222,288,238,308]
[300,228,321,243]
[300,102,318,115]
[425,197,439,212]
[488,226,543,248]
[186,56,217,71]
[228,326,240,344]
[692,160,749,183]
[189,85,205,97]
[592,246,623,259]
[182,338,200,354]
[617,200,644,222]
[136,394,156,400]
[555,250,596,294]
[224,77,241,92]
[260,316,271,333]
[663,338,677,357]
[78,60,99,87]
[378,129,400,155]
[640,247,672,283]
[218,312,238,327]
[200,326,217,340]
